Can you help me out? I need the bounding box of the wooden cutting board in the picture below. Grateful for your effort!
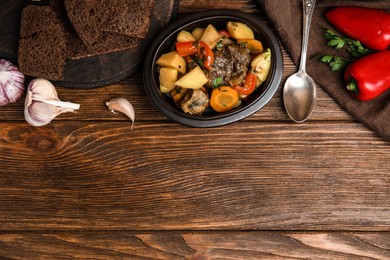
[0,0,179,88]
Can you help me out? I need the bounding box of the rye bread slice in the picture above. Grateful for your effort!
[103,0,155,38]
[49,0,67,20]
[18,5,66,80]
[64,0,110,47]
[49,0,74,31]
[19,5,60,38]
[50,0,142,59]
[66,32,141,59]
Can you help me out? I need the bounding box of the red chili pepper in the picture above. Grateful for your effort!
[325,7,390,51]
[218,30,231,38]
[234,71,257,96]
[344,50,390,101]
[197,41,214,70]
[175,41,198,57]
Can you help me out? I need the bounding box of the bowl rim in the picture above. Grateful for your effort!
[143,9,284,127]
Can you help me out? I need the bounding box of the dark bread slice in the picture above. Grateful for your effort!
[49,0,66,19]
[20,0,147,69]
[19,30,66,80]
[49,0,141,59]
[49,0,81,47]
[19,5,60,38]
[66,32,141,59]
[49,0,74,31]
[103,0,155,38]
[64,0,111,47]
[18,5,66,80]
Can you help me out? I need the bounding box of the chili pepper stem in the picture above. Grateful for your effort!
[346,78,359,95]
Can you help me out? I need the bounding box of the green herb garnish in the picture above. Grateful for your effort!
[318,29,372,72]
[317,55,349,72]
[216,39,224,50]
[212,77,223,88]
[324,29,371,58]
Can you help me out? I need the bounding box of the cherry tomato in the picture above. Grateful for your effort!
[219,30,231,38]
[197,41,214,70]
[234,71,257,96]
[176,41,197,57]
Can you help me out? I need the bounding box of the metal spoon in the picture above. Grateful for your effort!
[283,0,317,123]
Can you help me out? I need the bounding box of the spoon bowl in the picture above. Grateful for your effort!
[283,71,316,123]
[283,0,317,123]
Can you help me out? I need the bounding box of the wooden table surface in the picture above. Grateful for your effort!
[1,0,390,259]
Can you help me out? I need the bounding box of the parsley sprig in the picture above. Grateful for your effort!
[324,29,371,58]
[318,55,349,72]
[317,29,372,72]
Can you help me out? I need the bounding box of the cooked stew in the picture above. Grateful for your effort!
[156,21,272,115]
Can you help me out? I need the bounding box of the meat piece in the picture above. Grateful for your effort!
[207,48,233,86]
[180,89,210,115]
[227,44,251,79]
[207,42,251,88]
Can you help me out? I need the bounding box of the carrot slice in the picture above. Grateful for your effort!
[237,39,264,54]
[210,86,239,112]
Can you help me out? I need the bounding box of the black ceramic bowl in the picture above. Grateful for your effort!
[143,9,283,127]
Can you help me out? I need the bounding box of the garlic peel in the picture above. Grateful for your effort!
[24,78,80,127]
[32,96,80,110]
[106,97,135,130]
[0,59,25,106]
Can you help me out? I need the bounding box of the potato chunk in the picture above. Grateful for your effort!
[251,48,272,86]
[177,30,196,42]
[159,67,178,93]
[200,24,220,49]
[175,66,208,89]
[156,51,186,74]
[191,27,205,41]
[227,21,254,40]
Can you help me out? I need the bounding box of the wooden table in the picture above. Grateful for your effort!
[1,0,389,259]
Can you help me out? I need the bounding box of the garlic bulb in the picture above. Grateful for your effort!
[106,97,135,130]
[0,59,25,106]
[24,78,80,127]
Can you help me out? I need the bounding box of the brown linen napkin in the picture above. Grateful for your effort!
[257,0,390,142]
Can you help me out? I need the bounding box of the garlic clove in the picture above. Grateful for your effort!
[0,59,25,106]
[24,78,80,127]
[29,78,58,98]
[106,97,135,130]
[25,101,56,127]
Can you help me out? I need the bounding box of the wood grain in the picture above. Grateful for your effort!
[0,0,389,258]
[0,232,389,259]
[179,0,259,14]
[0,79,353,123]
[0,48,353,123]
[0,121,389,230]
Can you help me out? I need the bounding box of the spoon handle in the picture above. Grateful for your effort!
[299,0,316,73]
